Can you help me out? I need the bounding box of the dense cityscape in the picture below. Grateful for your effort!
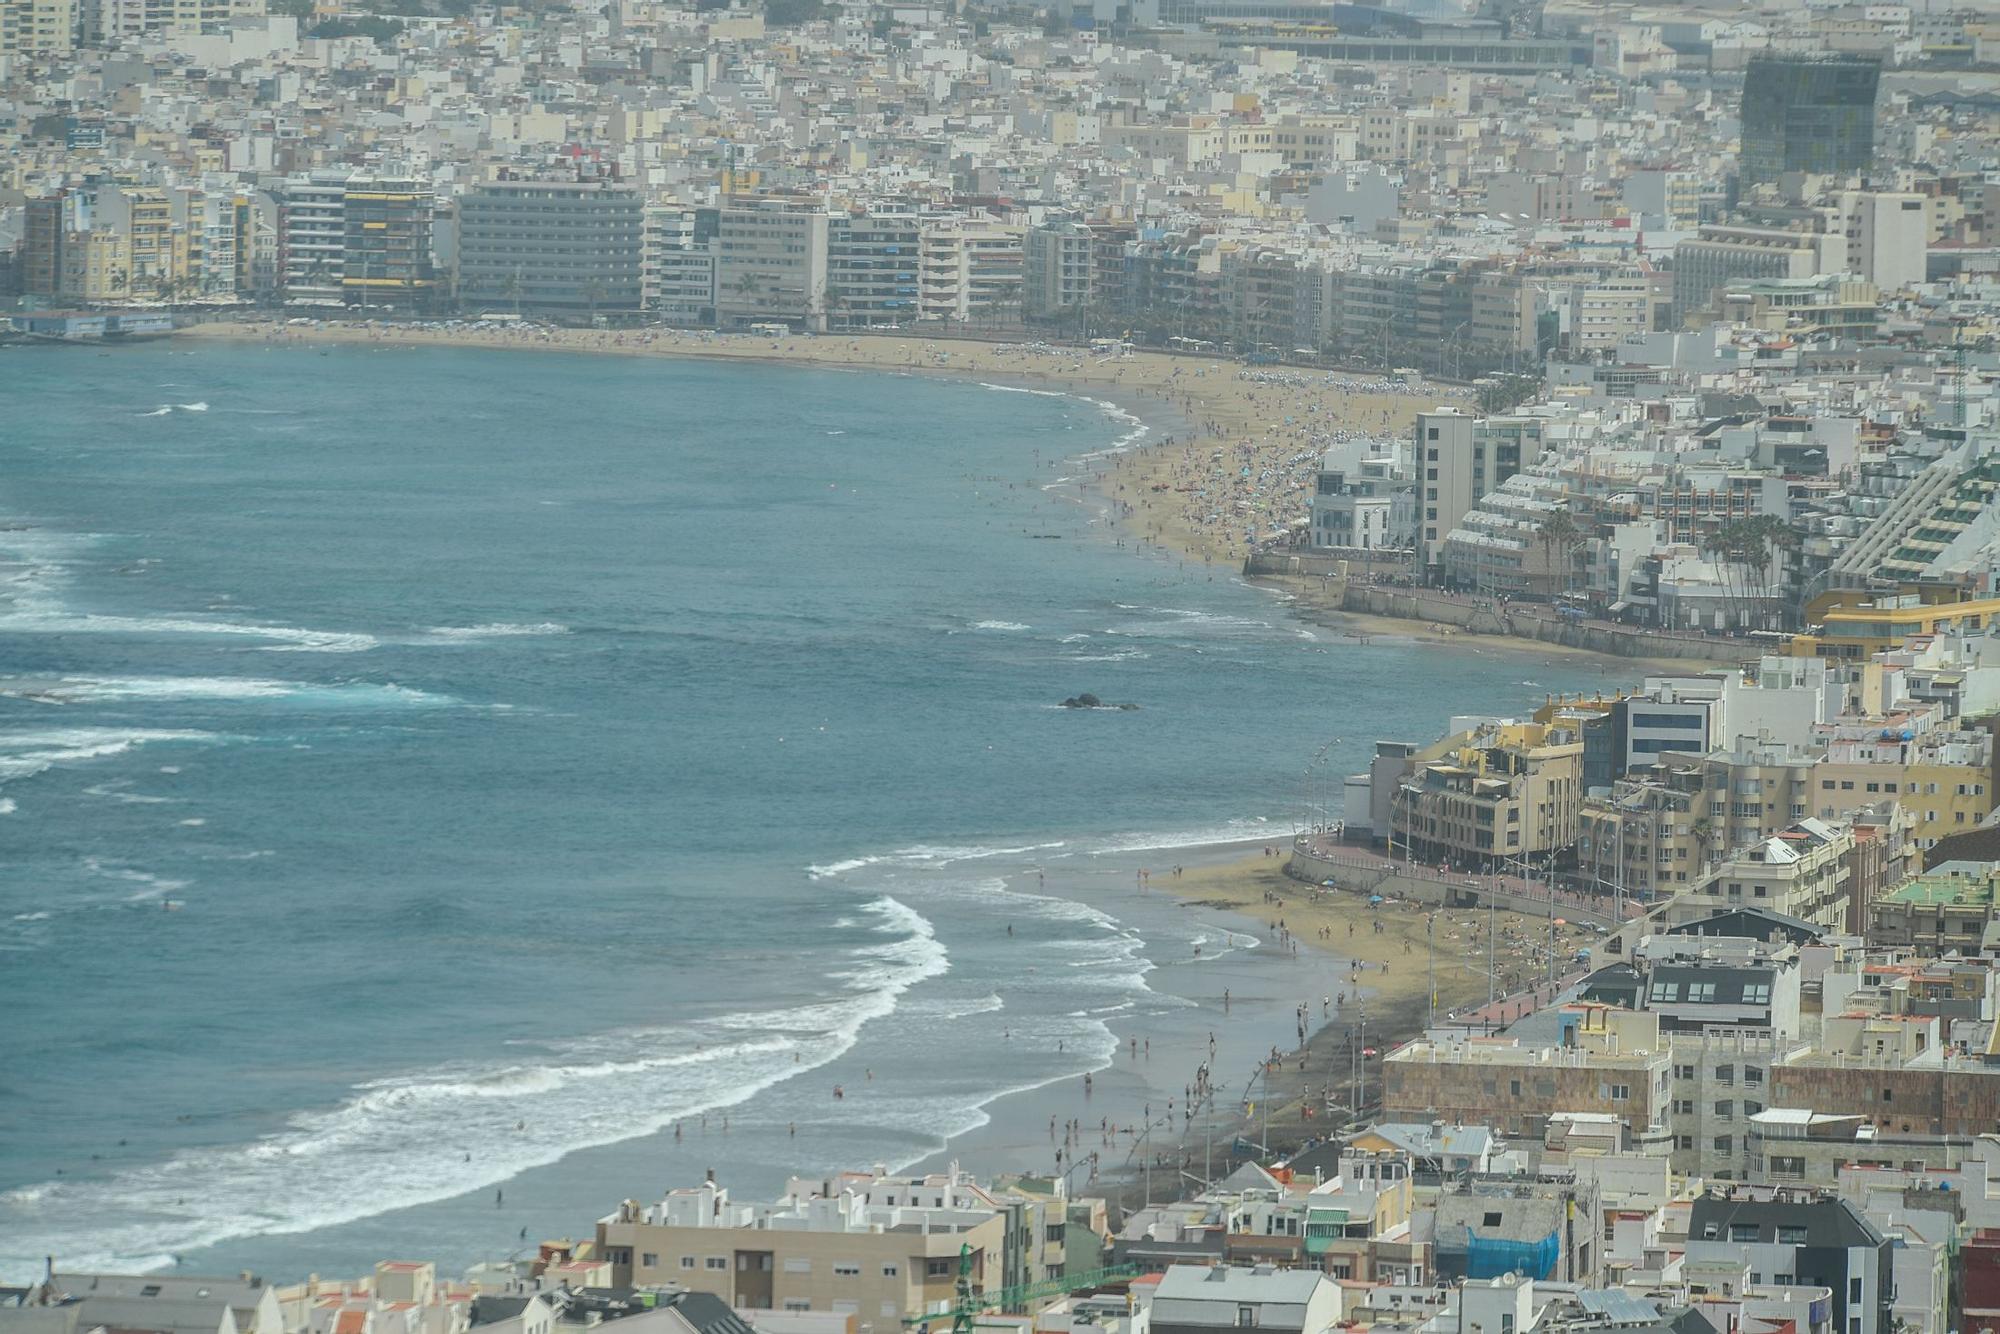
[12,3,2000,1334]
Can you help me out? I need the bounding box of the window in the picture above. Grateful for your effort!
[1776,1225,1807,1245]
[1650,981,1681,1002]
[1483,1211,1504,1227]
[1610,1084,1630,1101]
[834,1263,862,1277]
[680,1258,696,1270]
[783,1301,811,1313]
[784,1258,812,1274]
[1745,1066,1763,1084]
[1883,1086,1894,1103]
[1046,1224,1065,1243]
[1678,1135,1694,1150]
[1742,984,1771,1005]
[641,1253,658,1268]
[883,1265,899,1278]
[1850,1279,1863,1303]
[1729,1222,1761,1243]
[1688,982,1716,1002]
[1714,1136,1733,1153]
[927,1259,954,1279]
[1715,1064,1734,1083]
[1675,1064,1696,1080]
[707,1257,729,1271]
[1715,1101,1733,1119]
[1238,1307,1257,1328]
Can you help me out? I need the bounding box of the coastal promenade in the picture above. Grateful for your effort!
[1284,835,1638,930]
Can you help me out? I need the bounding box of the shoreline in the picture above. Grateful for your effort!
[1132,852,1602,1164]
[177,318,1426,570]
[183,319,1677,671]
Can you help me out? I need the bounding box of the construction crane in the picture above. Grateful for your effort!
[900,1246,1142,1333]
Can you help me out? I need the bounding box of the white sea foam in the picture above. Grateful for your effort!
[971,620,1029,632]
[808,840,1070,880]
[0,895,945,1277]
[5,676,450,707]
[977,383,1067,398]
[423,622,571,641]
[83,857,192,902]
[139,407,173,417]
[83,779,177,805]
[0,798,15,815]
[0,605,377,654]
[0,728,220,784]
[177,402,208,412]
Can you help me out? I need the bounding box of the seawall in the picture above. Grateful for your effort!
[1245,555,1749,663]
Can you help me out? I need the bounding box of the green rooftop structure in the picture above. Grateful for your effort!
[1869,861,2000,949]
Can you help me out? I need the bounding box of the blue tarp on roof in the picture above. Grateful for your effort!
[1464,1226,1560,1280]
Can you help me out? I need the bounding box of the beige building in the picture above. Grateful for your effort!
[1697,738,1820,853]
[1382,1006,1673,1142]
[1577,762,1717,897]
[0,0,76,54]
[1670,818,1855,931]
[596,1171,1011,1334]
[1392,718,1584,867]
[714,198,829,331]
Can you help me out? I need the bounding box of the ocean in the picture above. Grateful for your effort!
[0,340,1613,1282]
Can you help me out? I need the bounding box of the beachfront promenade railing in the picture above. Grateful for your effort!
[1287,836,1625,929]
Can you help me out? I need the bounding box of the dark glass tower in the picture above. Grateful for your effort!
[1739,54,1880,186]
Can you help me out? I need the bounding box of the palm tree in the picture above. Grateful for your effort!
[728,270,761,323]
[1537,508,1581,599]
[584,280,609,325]
[499,270,523,319]
[1689,816,1715,876]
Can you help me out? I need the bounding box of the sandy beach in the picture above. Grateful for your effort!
[1141,852,1599,1155]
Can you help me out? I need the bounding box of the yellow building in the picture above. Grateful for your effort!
[1791,591,2000,660]
[60,229,130,303]
[1391,719,1585,867]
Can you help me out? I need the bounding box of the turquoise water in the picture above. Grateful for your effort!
[0,342,1614,1281]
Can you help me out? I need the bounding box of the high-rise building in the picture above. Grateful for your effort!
[712,197,828,331]
[341,180,436,311]
[455,180,644,317]
[1023,219,1095,319]
[21,192,68,300]
[276,172,350,304]
[90,0,262,39]
[643,204,716,326]
[1413,409,1535,576]
[826,208,920,330]
[0,0,78,56]
[1739,54,1881,187]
